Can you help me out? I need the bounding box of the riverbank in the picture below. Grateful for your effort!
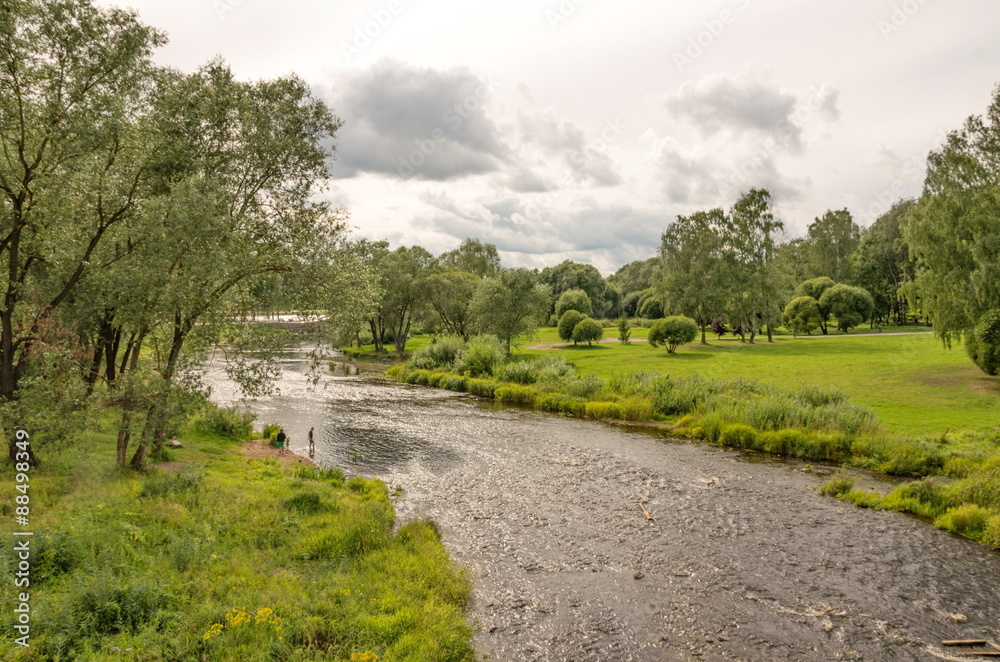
[0,411,474,661]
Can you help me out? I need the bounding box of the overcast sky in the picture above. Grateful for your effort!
[97,0,999,274]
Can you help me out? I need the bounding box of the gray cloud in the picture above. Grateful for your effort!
[419,190,663,268]
[664,73,839,153]
[517,109,623,187]
[322,60,506,181]
[650,135,809,207]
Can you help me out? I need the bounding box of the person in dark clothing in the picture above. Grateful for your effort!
[308,427,315,457]
[276,429,286,456]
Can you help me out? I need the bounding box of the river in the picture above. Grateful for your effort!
[204,346,1000,661]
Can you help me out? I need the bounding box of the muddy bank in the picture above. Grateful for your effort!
[204,354,1000,661]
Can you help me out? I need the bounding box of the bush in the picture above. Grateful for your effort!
[494,384,537,405]
[572,318,603,346]
[966,309,1000,375]
[440,373,467,391]
[783,296,823,336]
[935,504,994,540]
[637,294,663,319]
[494,361,539,384]
[465,378,499,398]
[648,316,698,353]
[197,405,255,440]
[454,335,505,376]
[617,317,631,344]
[386,364,404,379]
[819,473,855,497]
[616,396,654,422]
[585,401,622,420]
[535,355,575,382]
[555,288,593,318]
[819,284,875,333]
[410,334,466,371]
[718,424,759,450]
[557,310,587,342]
[262,423,280,443]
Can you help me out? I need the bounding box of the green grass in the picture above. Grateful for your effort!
[0,411,473,661]
[518,331,998,436]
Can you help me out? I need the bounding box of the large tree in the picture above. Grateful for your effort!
[470,268,551,353]
[539,260,608,317]
[902,83,1000,362]
[853,199,916,326]
[0,0,167,462]
[804,209,861,283]
[656,208,730,344]
[439,237,501,277]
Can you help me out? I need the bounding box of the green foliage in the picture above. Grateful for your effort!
[540,260,608,317]
[535,355,576,382]
[410,334,467,371]
[584,401,623,420]
[261,424,281,443]
[637,296,664,319]
[454,334,506,377]
[966,309,1000,375]
[617,317,631,344]
[555,288,594,318]
[557,310,587,342]
[494,384,537,405]
[194,405,256,440]
[469,269,551,353]
[819,473,855,497]
[902,85,1000,350]
[820,284,875,333]
[440,374,468,391]
[798,276,837,302]
[804,209,861,283]
[783,296,823,336]
[494,361,539,384]
[648,315,698,353]
[465,378,499,398]
[934,504,994,540]
[572,318,604,346]
[718,424,759,450]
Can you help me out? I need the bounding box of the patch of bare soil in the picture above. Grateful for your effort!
[240,438,316,468]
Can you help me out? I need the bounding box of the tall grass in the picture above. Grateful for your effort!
[0,419,474,661]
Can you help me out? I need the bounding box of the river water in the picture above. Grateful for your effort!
[204,346,1000,661]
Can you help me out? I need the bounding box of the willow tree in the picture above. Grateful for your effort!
[112,62,344,468]
[0,0,166,462]
[902,84,1000,370]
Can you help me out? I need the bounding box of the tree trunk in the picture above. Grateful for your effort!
[700,324,707,344]
[766,324,774,343]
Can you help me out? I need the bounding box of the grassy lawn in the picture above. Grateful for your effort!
[0,412,473,661]
[517,330,998,437]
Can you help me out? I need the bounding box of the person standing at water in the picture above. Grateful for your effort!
[308,427,315,457]
[276,429,286,456]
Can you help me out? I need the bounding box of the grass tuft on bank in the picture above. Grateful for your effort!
[0,411,473,662]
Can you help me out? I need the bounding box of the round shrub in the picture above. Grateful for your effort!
[557,309,586,342]
[454,334,505,376]
[555,288,593,318]
[966,309,1000,375]
[572,318,604,346]
[783,296,822,336]
[648,315,698,353]
[819,284,875,333]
